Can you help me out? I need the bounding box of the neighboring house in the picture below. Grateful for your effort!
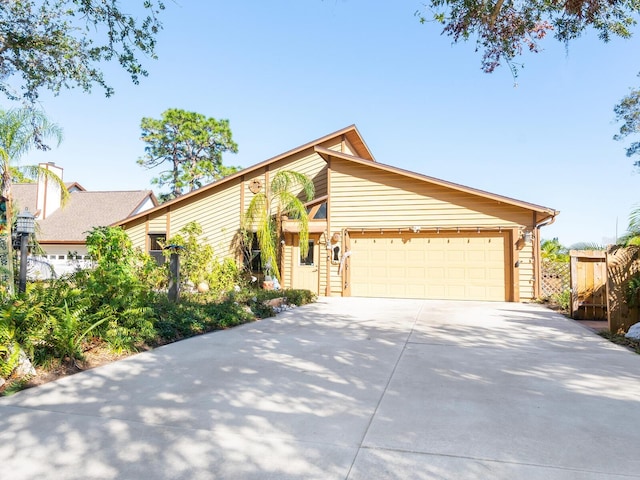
[13,163,157,276]
[117,126,559,302]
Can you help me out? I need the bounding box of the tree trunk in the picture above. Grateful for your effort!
[1,168,15,296]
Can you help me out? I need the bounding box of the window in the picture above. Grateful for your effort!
[300,240,314,266]
[149,233,166,265]
[312,203,327,219]
[306,202,327,220]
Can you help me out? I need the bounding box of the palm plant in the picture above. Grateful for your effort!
[243,170,314,281]
[541,238,569,263]
[0,108,65,295]
[619,205,640,246]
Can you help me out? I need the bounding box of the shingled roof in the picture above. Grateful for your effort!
[12,184,38,214]
[37,190,156,243]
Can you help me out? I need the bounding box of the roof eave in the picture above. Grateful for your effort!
[118,125,370,227]
[315,146,558,216]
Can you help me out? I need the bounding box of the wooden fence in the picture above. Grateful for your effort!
[606,246,640,333]
[567,247,640,333]
[569,250,607,321]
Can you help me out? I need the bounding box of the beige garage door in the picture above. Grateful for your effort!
[349,233,507,301]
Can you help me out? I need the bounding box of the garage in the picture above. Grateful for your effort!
[349,231,509,301]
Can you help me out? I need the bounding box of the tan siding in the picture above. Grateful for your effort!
[330,232,344,295]
[126,222,148,251]
[270,151,328,199]
[243,170,267,214]
[283,236,293,289]
[329,160,538,298]
[168,182,242,259]
[518,242,535,301]
[318,137,345,153]
[342,139,356,156]
[331,160,532,230]
[318,232,329,295]
[148,216,167,233]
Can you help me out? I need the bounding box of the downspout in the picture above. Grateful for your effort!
[534,213,558,298]
[536,214,557,230]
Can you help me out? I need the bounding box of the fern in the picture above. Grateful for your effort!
[0,317,21,378]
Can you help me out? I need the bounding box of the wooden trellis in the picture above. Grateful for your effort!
[541,261,570,298]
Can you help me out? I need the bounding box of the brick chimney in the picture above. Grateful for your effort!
[36,162,64,219]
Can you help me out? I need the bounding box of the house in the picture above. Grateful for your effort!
[117,126,558,302]
[13,163,157,276]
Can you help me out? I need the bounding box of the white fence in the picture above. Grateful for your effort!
[28,255,95,280]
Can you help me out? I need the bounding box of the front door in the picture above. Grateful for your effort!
[296,234,320,294]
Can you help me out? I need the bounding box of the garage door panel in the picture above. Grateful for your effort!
[350,233,507,301]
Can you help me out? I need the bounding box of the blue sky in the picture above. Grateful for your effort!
[19,0,640,246]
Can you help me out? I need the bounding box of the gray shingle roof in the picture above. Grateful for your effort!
[38,190,155,242]
[12,184,38,214]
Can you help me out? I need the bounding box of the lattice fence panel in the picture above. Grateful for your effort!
[541,261,570,298]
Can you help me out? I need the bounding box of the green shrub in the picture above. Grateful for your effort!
[627,276,640,307]
[283,289,317,306]
[149,294,255,344]
[208,258,241,296]
[551,290,570,311]
[75,226,160,352]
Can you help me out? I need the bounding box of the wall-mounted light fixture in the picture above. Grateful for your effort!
[523,231,533,245]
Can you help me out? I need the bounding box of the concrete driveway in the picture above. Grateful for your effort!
[1,298,639,479]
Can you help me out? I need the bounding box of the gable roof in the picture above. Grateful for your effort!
[314,146,558,223]
[118,125,558,227]
[65,182,86,192]
[39,190,157,243]
[117,125,375,226]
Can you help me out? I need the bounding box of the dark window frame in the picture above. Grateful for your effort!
[299,240,315,266]
[148,233,166,266]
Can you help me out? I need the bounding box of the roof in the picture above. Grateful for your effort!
[314,146,559,222]
[38,190,157,243]
[65,182,86,192]
[12,183,37,214]
[118,125,558,227]
[117,125,375,226]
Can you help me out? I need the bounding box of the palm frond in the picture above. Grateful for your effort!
[279,190,310,257]
[569,242,606,251]
[242,170,314,281]
[270,170,314,202]
[20,165,70,206]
